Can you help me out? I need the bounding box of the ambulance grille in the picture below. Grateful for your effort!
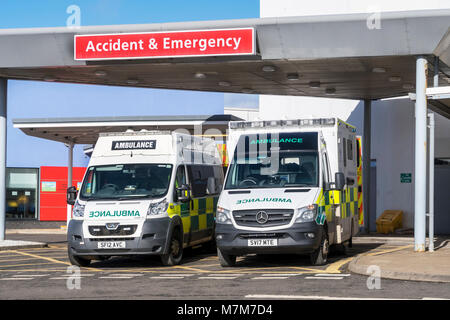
[232,209,294,228]
[88,225,137,236]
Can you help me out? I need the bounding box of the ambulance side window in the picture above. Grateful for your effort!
[347,138,353,161]
[322,153,330,186]
[342,138,347,167]
[174,166,187,199]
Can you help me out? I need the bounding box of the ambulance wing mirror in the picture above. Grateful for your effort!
[176,184,190,202]
[67,186,78,206]
[334,172,345,190]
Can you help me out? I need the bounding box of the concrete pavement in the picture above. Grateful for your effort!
[348,237,450,283]
[2,220,450,284]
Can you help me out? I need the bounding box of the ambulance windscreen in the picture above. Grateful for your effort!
[79,164,173,201]
[225,132,319,189]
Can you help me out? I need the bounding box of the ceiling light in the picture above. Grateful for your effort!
[309,81,321,88]
[94,70,107,77]
[126,79,139,85]
[389,76,402,82]
[372,67,386,73]
[325,87,336,95]
[43,76,56,82]
[194,72,206,79]
[402,83,414,90]
[286,73,300,81]
[262,65,276,72]
[218,81,231,87]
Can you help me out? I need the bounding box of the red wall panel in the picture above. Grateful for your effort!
[39,166,86,221]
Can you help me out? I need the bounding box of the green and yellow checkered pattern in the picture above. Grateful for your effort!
[316,187,359,223]
[167,197,218,235]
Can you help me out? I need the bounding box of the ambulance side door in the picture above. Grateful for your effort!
[172,165,191,245]
[320,150,337,244]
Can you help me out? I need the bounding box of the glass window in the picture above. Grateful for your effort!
[347,138,354,161]
[187,165,215,197]
[80,164,173,201]
[6,168,39,219]
[342,138,347,167]
[322,153,330,185]
[175,165,187,188]
[225,151,319,189]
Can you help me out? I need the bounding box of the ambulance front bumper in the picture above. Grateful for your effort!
[67,218,171,256]
[215,222,323,255]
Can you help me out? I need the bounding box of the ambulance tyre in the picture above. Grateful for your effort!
[217,248,236,267]
[161,227,183,266]
[68,248,91,267]
[310,226,329,266]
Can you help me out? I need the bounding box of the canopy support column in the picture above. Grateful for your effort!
[0,79,6,241]
[66,142,74,223]
[363,99,372,233]
[414,57,428,252]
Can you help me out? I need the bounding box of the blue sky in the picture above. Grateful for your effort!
[0,0,259,28]
[4,0,260,167]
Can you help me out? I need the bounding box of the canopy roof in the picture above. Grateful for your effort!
[0,10,449,101]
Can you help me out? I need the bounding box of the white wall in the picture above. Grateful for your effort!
[224,107,260,121]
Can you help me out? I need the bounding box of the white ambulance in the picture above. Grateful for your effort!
[215,118,362,266]
[67,130,224,266]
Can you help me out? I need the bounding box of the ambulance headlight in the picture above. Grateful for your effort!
[216,206,232,224]
[73,201,85,218]
[147,199,169,217]
[295,204,317,223]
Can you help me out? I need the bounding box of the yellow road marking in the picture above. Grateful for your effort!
[366,245,413,256]
[325,258,354,274]
[0,268,69,272]
[0,262,57,268]
[0,257,68,263]
[10,250,70,266]
[9,250,101,272]
[172,265,210,273]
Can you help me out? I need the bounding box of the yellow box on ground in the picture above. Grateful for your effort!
[376,210,403,234]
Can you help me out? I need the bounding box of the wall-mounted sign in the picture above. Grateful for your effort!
[41,181,57,192]
[74,28,255,61]
[400,173,412,183]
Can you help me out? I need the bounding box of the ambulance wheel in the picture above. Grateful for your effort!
[68,248,91,267]
[161,228,183,266]
[310,227,329,266]
[217,248,236,267]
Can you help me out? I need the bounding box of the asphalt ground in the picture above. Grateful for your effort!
[0,239,449,300]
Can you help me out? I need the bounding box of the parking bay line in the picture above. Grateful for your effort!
[305,276,344,280]
[12,274,50,277]
[98,276,135,279]
[198,276,239,280]
[251,277,289,280]
[150,276,186,279]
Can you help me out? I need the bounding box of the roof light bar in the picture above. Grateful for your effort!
[229,118,336,129]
